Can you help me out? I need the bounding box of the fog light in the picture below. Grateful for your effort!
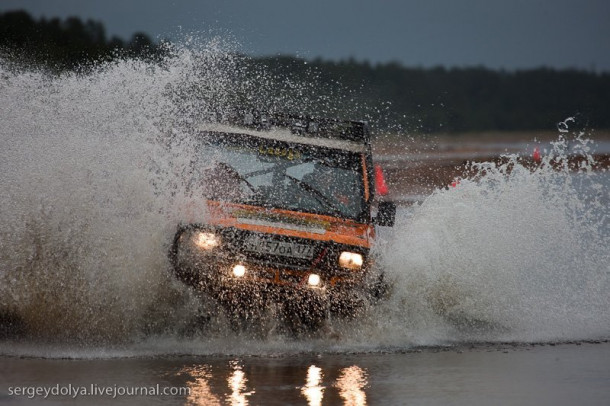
[338,252,363,270]
[194,231,220,250]
[308,273,321,287]
[232,264,246,277]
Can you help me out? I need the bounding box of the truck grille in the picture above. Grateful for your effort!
[220,228,333,271]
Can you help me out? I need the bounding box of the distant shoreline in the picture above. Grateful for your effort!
[373,132,610,203]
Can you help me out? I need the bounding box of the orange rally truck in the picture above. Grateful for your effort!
[169,113,396,330]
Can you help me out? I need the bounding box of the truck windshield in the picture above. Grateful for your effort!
[194,132,366,220]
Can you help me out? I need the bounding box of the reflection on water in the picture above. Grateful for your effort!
[302,365,324,406]
[178,365,220,405]
[181,365,221,405]
[336,366,368,406]
[227,360,254,406]
[300,364,369,405]
[180,361,368,405]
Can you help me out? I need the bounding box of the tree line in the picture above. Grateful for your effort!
[2,10,609,133]
[256,56,610,133]
[0,10,161,70]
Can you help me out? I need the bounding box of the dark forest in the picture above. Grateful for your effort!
[2,10,608,134]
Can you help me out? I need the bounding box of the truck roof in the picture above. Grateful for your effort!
[197,123,367,153]
[197,111,371,154]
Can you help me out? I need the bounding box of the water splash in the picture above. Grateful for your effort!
[0,41,608,355]
[0,39,263,343]
[374,137,609,345]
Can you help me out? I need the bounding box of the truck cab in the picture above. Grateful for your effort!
[170,113,395,331]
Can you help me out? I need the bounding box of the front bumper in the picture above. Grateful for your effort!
[170,225,370,312]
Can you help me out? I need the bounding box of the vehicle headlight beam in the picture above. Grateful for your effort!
[338,251,363,270]
[308,273,321,287]
[232,264,246,277]
[193,231,220,250]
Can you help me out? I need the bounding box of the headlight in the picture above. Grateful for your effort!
[232,264,246,277]
[193,231,220,250]
[338,252,363,270]
[308,273,321,287]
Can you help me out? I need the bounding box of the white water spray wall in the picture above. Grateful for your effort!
[1,43,608,350]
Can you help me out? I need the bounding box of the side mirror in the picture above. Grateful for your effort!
[374,201,396,227]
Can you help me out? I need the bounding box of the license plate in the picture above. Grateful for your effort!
[244,236,314,260]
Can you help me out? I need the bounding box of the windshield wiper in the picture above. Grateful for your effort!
[285,174,343,217]
[216,162,258,193]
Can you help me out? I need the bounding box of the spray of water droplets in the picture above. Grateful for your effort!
[0,41,608,355]
[372,134,609,346]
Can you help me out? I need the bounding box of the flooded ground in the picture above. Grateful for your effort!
[1,342,609,405]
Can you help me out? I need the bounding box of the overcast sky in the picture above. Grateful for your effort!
[2,0,609,71]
